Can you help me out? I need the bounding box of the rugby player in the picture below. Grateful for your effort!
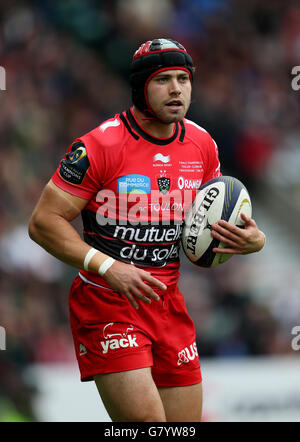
[29,39,265,422]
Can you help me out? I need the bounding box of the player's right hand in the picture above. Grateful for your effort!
[103,261,167,309]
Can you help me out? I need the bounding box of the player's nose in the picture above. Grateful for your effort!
[169,79,182,95]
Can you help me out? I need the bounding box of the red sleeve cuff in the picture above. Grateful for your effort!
[52,172,93,200]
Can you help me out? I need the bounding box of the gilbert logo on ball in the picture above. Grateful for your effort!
[181,176,252,267]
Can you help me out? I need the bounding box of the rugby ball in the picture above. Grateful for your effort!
[181,176,252,267]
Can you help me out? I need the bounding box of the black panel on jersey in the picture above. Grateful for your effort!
[81,209,182,267]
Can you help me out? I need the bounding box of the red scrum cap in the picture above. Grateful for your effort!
[130,38,194,114]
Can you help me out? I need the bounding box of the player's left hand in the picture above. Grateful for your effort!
[211,213,266,255]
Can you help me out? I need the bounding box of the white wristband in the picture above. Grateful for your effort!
[98,257,115,276]
[83,248,98,271]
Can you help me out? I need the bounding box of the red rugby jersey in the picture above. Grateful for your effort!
[52,108,221,287]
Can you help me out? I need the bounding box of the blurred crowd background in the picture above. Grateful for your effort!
[0,0,300,421]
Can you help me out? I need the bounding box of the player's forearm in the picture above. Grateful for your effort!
[28,212,109,272]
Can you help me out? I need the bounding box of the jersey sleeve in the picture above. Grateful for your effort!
[52,133,104,200]
[202,136,222,184]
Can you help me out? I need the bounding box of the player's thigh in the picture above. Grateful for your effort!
[158,382,202,422]
[94,367,166,422]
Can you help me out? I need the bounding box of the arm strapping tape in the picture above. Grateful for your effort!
[83,248,98,271]
[98,257,115,276]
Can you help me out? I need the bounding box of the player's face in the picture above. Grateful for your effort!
[147,70,192,124]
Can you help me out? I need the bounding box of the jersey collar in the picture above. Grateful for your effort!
[123,108,185,146]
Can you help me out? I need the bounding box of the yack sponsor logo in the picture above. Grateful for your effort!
[100,323,138,354]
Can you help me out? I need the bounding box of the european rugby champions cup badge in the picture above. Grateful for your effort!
[59,141,90,185]
[157,171,171,194]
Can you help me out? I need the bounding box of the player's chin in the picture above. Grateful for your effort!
[160,107,186,123]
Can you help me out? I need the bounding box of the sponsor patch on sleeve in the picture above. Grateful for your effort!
[59,141,90,185]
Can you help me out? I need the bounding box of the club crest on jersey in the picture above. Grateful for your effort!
[157,171,171,194]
